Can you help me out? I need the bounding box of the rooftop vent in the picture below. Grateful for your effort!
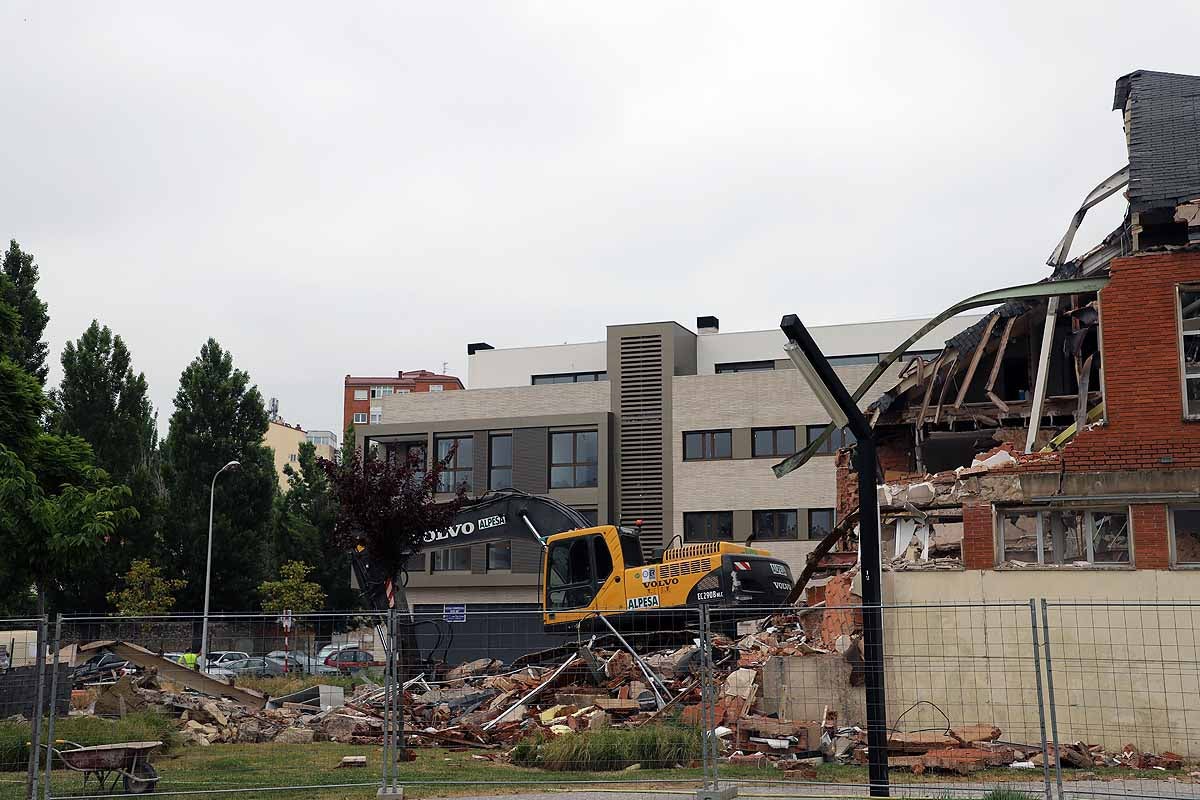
[696,316,719,334]
[467,342,494,356]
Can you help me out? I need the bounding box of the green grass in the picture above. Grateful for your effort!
[981,791,1036,800]
[233,674,359,697]
[0,712,177,773]
[510,724,702,771]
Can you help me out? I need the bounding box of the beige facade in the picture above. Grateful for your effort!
[264,420,307,490]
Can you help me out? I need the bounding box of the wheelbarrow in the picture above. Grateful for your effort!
[49,740,162,794]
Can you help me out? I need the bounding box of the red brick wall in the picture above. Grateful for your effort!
[1061,251,1200,472]
[961,501,995,569]
[1132,503,1171,569]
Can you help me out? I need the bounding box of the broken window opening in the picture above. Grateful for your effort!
[1179,285,1200,419]
[1171,506,1200,566]
[999,507,1131,567]
[1136,207,1190,250]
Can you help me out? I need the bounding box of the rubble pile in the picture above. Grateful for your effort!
[74,632,1197,779]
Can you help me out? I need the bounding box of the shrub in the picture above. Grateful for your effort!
[513,725,701,772]
[981,791,1034,800]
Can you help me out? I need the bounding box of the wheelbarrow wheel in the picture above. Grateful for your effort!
[123,761,158,794]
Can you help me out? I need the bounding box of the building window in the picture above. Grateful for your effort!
[808,508,836,540]
[550,430,598,488]
[752,427,796,458]
[575,508,599,526]
[532,371,608,385]
[805,424,856,455]
[431,547,470,572]
[430,384,444,392]
[486,541,512,571]
[370,385,394,399]
[999,508,1131,566]
[1179,285,1200,418]
[826,354,880,366]
[489,434,513,490]
[288,453,298,463]
[753,510,798,540]
[370,406,382,424]
[435,434,473,492]
[353,388,368,401]
[684,511,733,542]
[683,430,732,461]
[352,412,368,424]
[397,388,411,394]
[1170,507,1200,565]
[386,440,427,471]
[715,360,774,374]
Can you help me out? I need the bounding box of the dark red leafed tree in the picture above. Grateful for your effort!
[319,445,467,590]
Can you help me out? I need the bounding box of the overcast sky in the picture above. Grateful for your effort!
[2,2,1196,437]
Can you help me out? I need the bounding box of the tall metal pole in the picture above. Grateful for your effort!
[780,314,889,797]
[200,461,238,667]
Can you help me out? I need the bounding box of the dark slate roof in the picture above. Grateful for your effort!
[1113,70,1200,211]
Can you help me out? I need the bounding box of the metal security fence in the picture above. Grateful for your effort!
[1041,600,1200,800]
[6,601,1200,800]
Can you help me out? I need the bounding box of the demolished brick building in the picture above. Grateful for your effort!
[816,70,1200,587]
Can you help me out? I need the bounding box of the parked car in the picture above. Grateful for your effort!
[201,650,250,673]
[264,651,337,676]
[73,651,132,684]
[323,647,383,674]
[207,657,273,679]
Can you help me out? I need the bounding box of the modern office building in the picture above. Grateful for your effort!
[343,370,464,432]
[358,314,983,608]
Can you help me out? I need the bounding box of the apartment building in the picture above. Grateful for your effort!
[343,370,464,432]
[265,419,308,491]
[358,314,983,608]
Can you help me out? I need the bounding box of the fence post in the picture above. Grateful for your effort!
[1040,600,1065,800]
[25,614,47,800]
[379,607,402,800]
[41,615,62,800]
[696,603,735,800]
[1028,600,1053,800]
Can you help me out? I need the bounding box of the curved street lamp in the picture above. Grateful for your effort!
[200,460,240,668]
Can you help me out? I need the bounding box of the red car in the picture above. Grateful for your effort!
[323,647,383,673]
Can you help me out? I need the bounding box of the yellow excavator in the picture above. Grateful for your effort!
[352,490,794,631]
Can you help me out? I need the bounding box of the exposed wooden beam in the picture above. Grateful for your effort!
[984,316,1016,415]
[1025,297,1061,453]
[915,354,944,427]
[953,314,999,409]
[933,353,960,424]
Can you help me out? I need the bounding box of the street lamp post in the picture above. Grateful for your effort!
[780,314,889,797]
[200,460,240,669]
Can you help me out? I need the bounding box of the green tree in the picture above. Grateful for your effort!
[258,560,326,614]
[161,338,276,611]
[1,241,50,384]
[107,559,186,615]
[48,321,165,609]
[341,423,356,465]
[270,442,357,609]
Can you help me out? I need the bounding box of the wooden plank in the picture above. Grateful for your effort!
[933,353,959,424]
[914,354,944,427]
[953,314,999,408]
[984,316,1016,414]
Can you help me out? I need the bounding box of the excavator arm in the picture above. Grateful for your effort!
[351,490,591,611]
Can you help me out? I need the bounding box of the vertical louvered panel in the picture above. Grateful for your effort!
[471,431,488,495]
[617,334,666,552]
[512,427,549,493]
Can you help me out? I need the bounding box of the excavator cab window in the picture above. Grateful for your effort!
[618,532,645,568]
[546,535,613,610]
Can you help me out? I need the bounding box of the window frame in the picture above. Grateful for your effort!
[997,506,1134,568]
[488,433,513,490]
[370,385,394,399]
[486,540,512,572]
[532,371,608,385]
[683,511,734,542]
[431,546,470,572]
[805,424,856,455]
[807,508,836,540]
[1177,284,1200,420]
[353,388,368,401]
[1168,505,1200,568]
[751,427,796,458]
[434,434,474,493]
[683,429,733,461]
[369,406,382,424]
[752,509,799,541]
[352,412,368,425]
[549,429,599,489]
[714,360,775,374]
